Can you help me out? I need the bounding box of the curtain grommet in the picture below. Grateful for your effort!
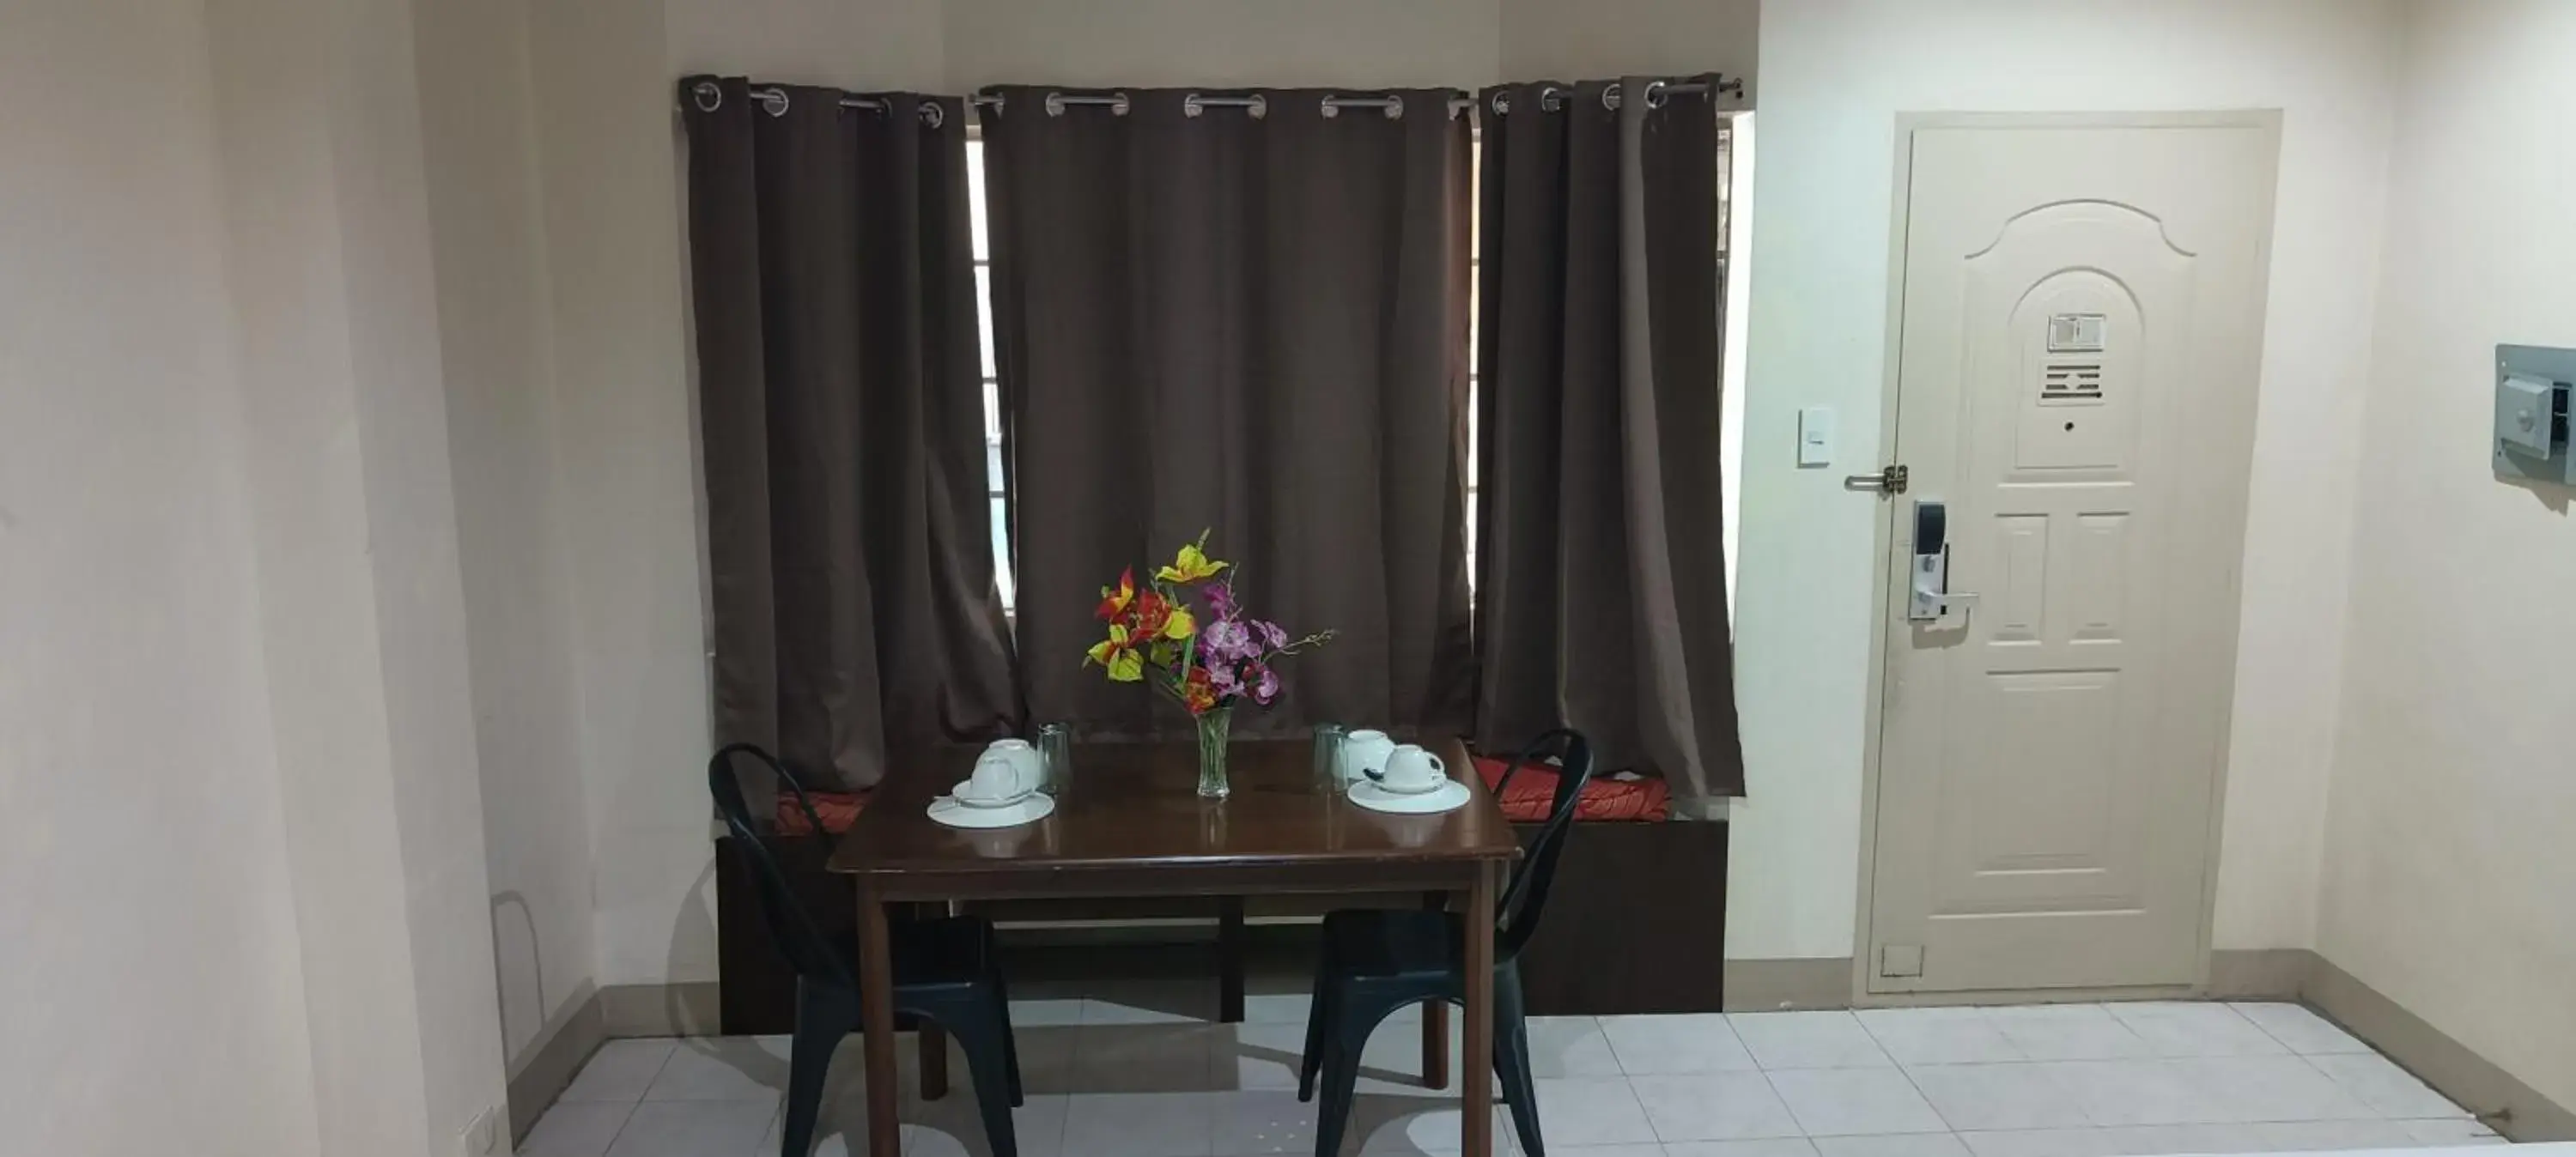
[919,102,945,129]
[1183,93,1205,118]
[1382,94,1404,120]
[759,87,789,117]
[1320,97,1339,119]
[1601,82,1620,112]
[1490,90,1510,117]
[1643,80,1670,109]
[1248,94,1267,120]
[1111,91,1131,117]
[1044,91,1066,118]
[690,80,723,113]
[1541,84,1564,112]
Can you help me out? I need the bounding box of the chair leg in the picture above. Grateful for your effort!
[990,974,1024,1106]
[1494,969,1543,1157]
[1311,997,1386,1157]
[1218,895,1247,1024]
[945,1012,1023,1157]
[783,979,858,1157]
[1297,972,1334,1103]
[920,1022,951,1100]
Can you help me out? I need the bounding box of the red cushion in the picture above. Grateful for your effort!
[777,791,868,836]
[1475,756,1669,823]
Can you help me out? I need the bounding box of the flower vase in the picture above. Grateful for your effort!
[1195,706,1233,799]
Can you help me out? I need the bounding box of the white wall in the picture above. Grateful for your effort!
[416,0,601,1071]
[0,4,324,1152]
[2318,0,2576,1112]
[1735,0,2397,960]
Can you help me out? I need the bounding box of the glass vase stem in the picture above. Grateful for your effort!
[1195,707,1232,799]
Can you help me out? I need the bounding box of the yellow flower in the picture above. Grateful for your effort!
[1162,604,1197,640]
[1084,623,1145,681]
[1155,533,1230,585]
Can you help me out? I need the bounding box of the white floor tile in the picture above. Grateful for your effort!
[1087,996,1213,1026]
[1526,1016,1627,1078]
[1069,1025,1218,1093]
[1978,1007,2151,1063]
[1957,1128,2129,1157]
[2249,1118,2424,1150]
[604,1099,778,1157]
[519,1101,635,1157]
[2096,1123,2276,1154]
[1210,1089,1321,1155]
[563,1039,678,1103]
[1811,1133,1974,1157]
[2304,1051,2471,1118]
[2101,1003,2288,1058]
[1528,1077,1661,1147]
[1004,1026,1084,1097]
[1549,1148,1669,1157]
[1627,1072,1802,1142]
[1729,1013,1894,1070]
[1061,1091,1219,1157]
[2050,1059,2228,1126]
[2173,1055,2372,1123]
[1242,994,1317,1025]
[1010,999,1090,1028]
[2398,1117,2504,1143]
[646,1038,791,1103]
[1218,1021,1314,1091]
[1603,1014,1760,1075]
[2232,1003,2371,1056]
[1902,1063,2091,1131]
[1855,1009,2021,1066]
[901,1090,1068,1157]
[1663,1141,1822,1157]
[1344,1094,1515,1156]
[1766,1069,1948,1137]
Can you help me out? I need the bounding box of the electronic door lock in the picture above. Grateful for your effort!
[1907,500,1978,622]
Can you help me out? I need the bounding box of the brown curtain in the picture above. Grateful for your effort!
[682,76,1020,791]
[984,87,1475,740]
[1473,77,1745,809]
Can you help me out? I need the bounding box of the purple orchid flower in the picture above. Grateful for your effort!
[1200,618,1257,663]
[1247,661,1281,706]
[1204,579,1239,621]
[1252,619,1289,650]
[1206,660,1243,699]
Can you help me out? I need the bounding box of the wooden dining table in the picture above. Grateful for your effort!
[824,734,1519,1157]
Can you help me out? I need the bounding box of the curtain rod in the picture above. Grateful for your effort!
[685,75,1740,125]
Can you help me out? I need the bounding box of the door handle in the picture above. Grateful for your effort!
[1907,499,1976,622]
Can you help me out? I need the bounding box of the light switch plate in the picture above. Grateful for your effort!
[1797,406,1835,467]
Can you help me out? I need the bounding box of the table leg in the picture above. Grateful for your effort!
[856,880,902,1157]
[1218,895,1246,1024]
[1461,863,1497,1157]
[1421,891,1450,1090]
[920,1022,949,1099]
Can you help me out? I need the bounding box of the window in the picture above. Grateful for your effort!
[969,121,1744,614]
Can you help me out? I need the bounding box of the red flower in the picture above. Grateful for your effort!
[1095,567,1138,621]
[1182,665,1218,715]
[1131,590,1171,639]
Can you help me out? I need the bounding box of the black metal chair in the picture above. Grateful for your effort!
[709,743,1024,1157]
[1295,730,1597,1157]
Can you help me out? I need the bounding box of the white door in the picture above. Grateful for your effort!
[1868,118,2278,994]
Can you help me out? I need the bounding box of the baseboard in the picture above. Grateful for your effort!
[599,981,723,1039]
[506,986,604,1145]
[2301,955,2576,1142]
[1722,957,1852,1011]
[2208,947,2316,998]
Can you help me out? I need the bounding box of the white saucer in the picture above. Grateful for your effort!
[928,792,1057,829]
[1346,778,1471,815]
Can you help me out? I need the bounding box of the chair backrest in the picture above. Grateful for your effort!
[708,742,854,986]
[1491,728,1598,961]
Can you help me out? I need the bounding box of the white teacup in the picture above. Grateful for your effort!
[1364,743,1448,796]
[956,743,1038,808]
[1342,730,1396,785]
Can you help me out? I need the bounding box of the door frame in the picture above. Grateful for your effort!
[1847,110,2284,1006]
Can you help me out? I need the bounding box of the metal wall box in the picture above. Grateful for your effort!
[2494,344,2575,486]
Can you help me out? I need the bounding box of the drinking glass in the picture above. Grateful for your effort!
[1311,724,1348,791]
[1037,723,1073,796]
